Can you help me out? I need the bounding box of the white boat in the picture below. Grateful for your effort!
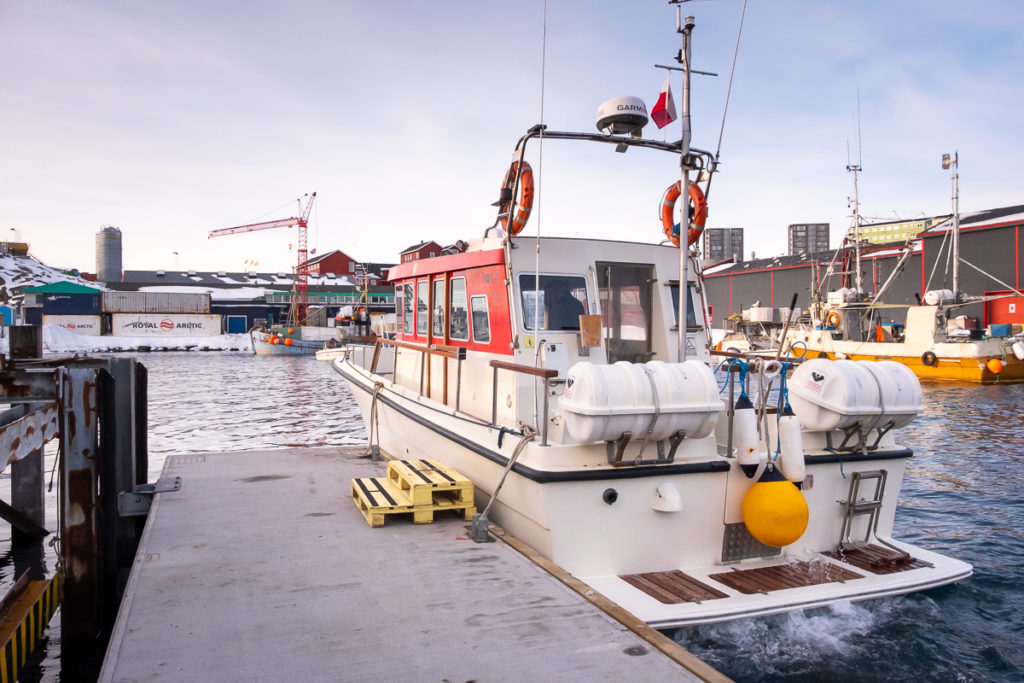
[333,10,970,627]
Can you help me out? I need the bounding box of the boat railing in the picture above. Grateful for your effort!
[368,338,558,446]
[488,360,558,446]
[370,338,465,402]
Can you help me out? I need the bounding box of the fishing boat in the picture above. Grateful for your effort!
[332,9,971,627]
[251,325,329,356]
[781,156,1024,383]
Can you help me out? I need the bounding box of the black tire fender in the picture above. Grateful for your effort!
[921,351,938,366]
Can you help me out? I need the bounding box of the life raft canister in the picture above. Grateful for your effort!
[499,160,535,235]
[660,180,708,247]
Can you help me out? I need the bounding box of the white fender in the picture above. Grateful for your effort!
[777,412,806,485]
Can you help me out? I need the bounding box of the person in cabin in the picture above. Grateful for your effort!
[544,278,585,330]
[358,308,368,335]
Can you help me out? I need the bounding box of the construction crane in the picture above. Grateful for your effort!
[209,192,316,322]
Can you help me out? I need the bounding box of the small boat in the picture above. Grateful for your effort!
[251,325,324,356]
[782,157,1024,383]
[333,9,970,627]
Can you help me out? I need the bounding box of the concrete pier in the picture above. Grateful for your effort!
[100,446,722,682]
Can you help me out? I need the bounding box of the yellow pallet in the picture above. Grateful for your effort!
[351,476,475,528]
[387,459,474,507]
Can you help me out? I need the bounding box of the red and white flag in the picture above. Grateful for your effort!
[651,73,677,129]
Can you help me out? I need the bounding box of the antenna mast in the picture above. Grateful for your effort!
[674,4,695,362]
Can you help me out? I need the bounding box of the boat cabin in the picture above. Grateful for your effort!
[379,235,710,443]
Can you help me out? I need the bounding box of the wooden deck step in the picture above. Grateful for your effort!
[708,561,862,595]
[387,459,474,506]
[620,570,728,604]
[826,544,933,574]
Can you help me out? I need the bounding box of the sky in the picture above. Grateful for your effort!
[3,0,1023,274]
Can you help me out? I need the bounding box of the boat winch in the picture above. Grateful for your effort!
[559,360,723,461]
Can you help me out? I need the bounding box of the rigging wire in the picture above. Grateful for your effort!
[713,0,748,168]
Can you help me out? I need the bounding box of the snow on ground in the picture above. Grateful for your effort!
[13,325,253,354]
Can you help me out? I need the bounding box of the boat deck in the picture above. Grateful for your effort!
[100,446,721,682]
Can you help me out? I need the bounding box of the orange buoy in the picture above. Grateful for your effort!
[499,160,534,235]
[660,181,708,247]
[284,338,293,346]
[269,335,277,343]
[987,357,1004,374]
[287,327,294,334]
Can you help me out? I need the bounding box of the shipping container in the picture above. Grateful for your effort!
[43,315,103,336]
[102,291,211,314]
[42,293,102,316]
[111,313,222,337]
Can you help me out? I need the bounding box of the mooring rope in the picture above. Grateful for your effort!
[478,425,536,522]
[366,381,384,457]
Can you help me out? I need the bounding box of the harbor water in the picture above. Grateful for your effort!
[3,352,1023,681]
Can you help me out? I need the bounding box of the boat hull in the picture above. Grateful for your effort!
[786,331,1024,384]
[335,357,972,627]
[250,330,321,356]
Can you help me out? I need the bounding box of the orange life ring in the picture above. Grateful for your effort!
[661,181,709,247]
[499,161,534,235]
[825,312,840,328]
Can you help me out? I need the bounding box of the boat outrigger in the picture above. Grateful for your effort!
[333,9,970,627]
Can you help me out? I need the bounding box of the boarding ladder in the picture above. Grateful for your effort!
[837,470,911,562]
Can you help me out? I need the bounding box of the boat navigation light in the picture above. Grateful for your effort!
[596,96,648,137]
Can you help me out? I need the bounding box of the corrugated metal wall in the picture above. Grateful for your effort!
[102,292,211,314]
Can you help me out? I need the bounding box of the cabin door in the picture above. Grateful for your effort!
[596,262,654,364]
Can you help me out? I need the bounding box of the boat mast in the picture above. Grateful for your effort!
[847,160,863,294]
[675,5,694,363]
[943,151,960,301]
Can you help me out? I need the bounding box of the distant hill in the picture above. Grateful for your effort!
[0,252,102,302]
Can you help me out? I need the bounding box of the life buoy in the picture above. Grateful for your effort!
[825,311,840,328]
[499,161,534,235]
[661,181,708,247]
[921,351,938,366]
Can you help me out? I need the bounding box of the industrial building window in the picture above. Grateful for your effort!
[471,295,490,343]
[450,278,469,341]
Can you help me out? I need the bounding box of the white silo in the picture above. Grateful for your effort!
[95,225,123,283]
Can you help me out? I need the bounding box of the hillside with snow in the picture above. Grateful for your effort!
[0,252,100,296]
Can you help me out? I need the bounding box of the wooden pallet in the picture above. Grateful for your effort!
[387,459,474,507]
[351,471,475,529]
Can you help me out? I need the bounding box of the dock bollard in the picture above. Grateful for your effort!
[470,513,494,543]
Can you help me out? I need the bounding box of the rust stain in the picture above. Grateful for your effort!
[0,377,31,398]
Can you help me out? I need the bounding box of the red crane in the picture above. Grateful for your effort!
[209,192,317,322]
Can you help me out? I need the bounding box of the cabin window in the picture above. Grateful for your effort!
[471,295,490,343]
[432,278,445,338]
[669,283,699,330]
[402,283,414,334]
[450,277,469,341]
[518,273,589,331]
[597,262,654,364]
[416,280,428,336]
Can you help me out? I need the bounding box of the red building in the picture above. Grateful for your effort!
[399,241,442,263]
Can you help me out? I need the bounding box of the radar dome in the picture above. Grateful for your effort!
[596,96,648,136]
